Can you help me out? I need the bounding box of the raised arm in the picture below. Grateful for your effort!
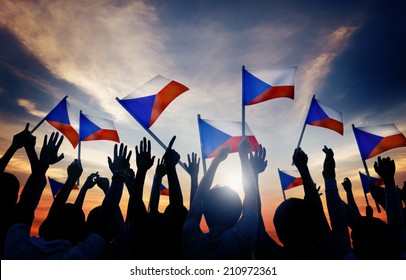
[74,172,99,209]
[341,177,361,216]
[148,158,167,214]
[126,138,155,221]
[186,146,231,223]
[0,123,36,173]
[14,132,64,226]
[293,147,330,231]
[322,146,351,257]
[163,136,183,208]
[96,143,131,241]
[374,156,406,251]
[185,152,200,205]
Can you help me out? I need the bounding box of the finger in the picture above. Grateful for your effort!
[43,134,48,147]
[135,146,139,156]
[56,153,64,163]
[24,123,30,131]
[141,138,145,152]
[197,157,200,165]
[262,147,266,159]
[123,144,128,157]
[167,135,176,150]
[151,155,155,164]
[114,144,118,159]
[119,143,124,157]
[187,154,191,164]
[56,135,64,148]
[127,150,132,161]
[147,139,151,153]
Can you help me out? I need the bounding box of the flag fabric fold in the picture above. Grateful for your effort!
[352,123,406,160]
[359,172,384,194]
[305,96,344,135]
[44,97,79,148]
[116,75,189,129]
[198,118,259,159]
[160,184,170,196]
[242,67,296,106]
[79,112,120,142]
[278,169,303,191]
[48,177,78,198]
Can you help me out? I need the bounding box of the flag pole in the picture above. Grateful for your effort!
[77,110,82,186]
[115,97,188,172]
[242,65,246,137]
[352,124,381,213]
[197,114,207,174]
[30,95,68,134]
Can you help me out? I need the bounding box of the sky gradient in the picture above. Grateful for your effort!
[1,0,405,239]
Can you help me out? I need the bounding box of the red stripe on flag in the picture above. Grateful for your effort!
[81,129,120,142]
[308,118,343,135]
[46,120,79,148]
[367,134,406,159]
[207,135,259,158]
[247,85,294,105]
[285,177,303,190]
[150,80,189,127]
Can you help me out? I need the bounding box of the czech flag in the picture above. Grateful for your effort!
[242,66,296,106]
[44,96,79,148]
[160,184,169,196]
[48,177,78,198]
[116,75,189,129]
[352,124,406,160]
[79,112,120,142]
[305,95,344,135]
[359,172,384,194]
[278,169,303,191]
[198,118,259,159]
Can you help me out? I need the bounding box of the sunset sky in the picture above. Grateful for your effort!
[1,0,405,240]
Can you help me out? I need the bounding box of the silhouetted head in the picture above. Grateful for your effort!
[351,216,398,259]
[273,198,322,250]
[39,203,85,245]
[86,205,124,239]
[203,186,242,230]
[0,172,20,210]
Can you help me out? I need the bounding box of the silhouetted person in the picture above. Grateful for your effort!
[182,137,258,259]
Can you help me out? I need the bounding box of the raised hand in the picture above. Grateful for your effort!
[108,143,132,179]
[214,146,231,164]
[163,136,180,168]
[96,176,110,195]
[136,137,155,172]
[155,158,167,179]
[292,147,308,170]
[374,156,395,182]
[39,132,64,165]
[341,177,352,192]
[186,152,200,178]
[82,172,99,190]
[67,159,83,181]
[11,123,32,150]
[250,144,267,175]
[238,136,251,158]
[322,145,335,180]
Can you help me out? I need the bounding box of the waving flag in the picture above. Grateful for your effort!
[242,66,296,106]
[278,169,303,191]
[352,124,406,160]
[359,172,384,194]
[198,118,259,159]
[305,95,344,135]
[160,184,170,196]
[48,177,78,198]
[79,112,120,142]
[43,96,79,148]
[116,75,189,129]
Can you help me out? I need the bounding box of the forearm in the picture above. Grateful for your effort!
[24,145,39,173]
[134,169,147,200]
[385,180,406,249]
[346,191,360,216]
[148,175,162,213]
[325,178,351,255]
[0,146,17,173]
[167,166,183,206]
[74,186,89,209]
[189,175,198,206]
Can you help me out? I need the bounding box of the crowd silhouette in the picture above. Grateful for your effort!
[1,123,406,259]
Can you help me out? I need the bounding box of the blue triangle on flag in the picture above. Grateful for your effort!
[305,97,329,124]
[45,98,70,124]
[278,170,295,191]
[80,113,101,141]
[118,95,156,129]
[353,127,383,160]
[243,69,272,105]
[198,119,232,158]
